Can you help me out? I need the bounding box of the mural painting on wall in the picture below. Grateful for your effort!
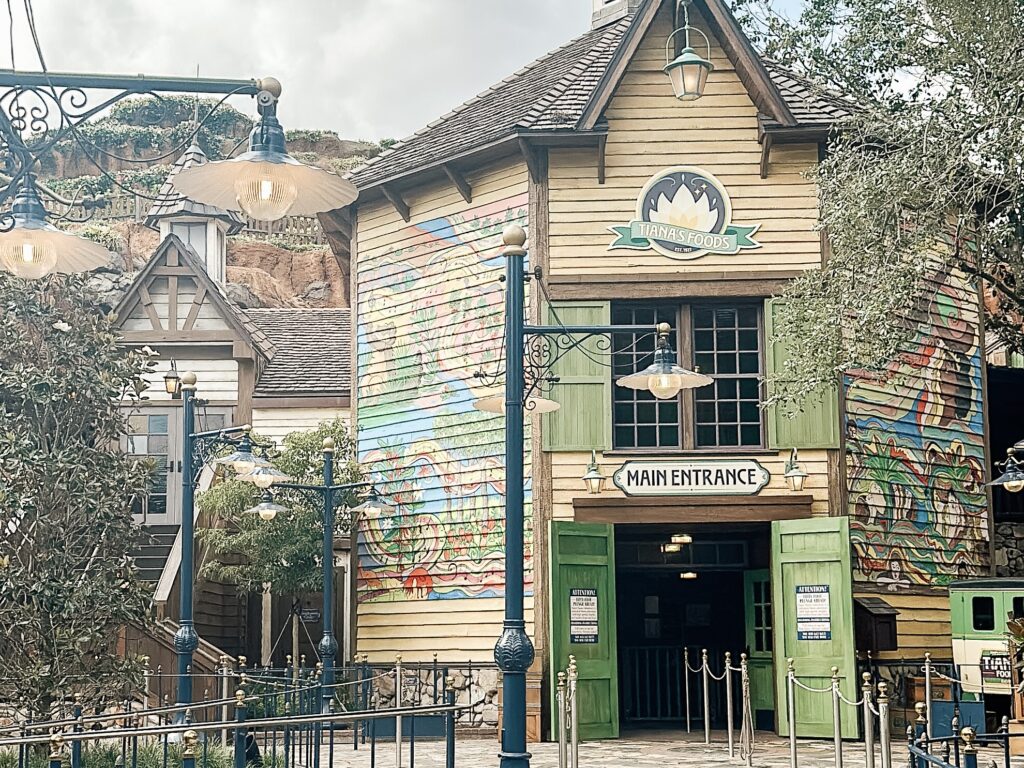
[846,267,988,589]
[357,193,533,603]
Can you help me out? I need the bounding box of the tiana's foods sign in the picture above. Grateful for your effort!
[608,166,762,260]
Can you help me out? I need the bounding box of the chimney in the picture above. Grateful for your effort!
[592,0,643,28]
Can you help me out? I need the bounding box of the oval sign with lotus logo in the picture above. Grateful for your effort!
[608,166,762,260]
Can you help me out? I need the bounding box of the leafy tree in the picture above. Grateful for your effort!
[197,420,360,657]
[734,0,1024,407]
[0,274,153,717]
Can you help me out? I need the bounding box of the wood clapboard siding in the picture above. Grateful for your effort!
[142,355,239,402]
[856,591,953,660]
[845,268,989,588]
[547,6,822,277]
[251,407,349,447]
[550,449,834,521]
[355,157,535,659]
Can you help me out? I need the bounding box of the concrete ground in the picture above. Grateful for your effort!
[315,729,1022,767]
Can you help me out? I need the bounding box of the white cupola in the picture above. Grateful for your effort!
[144,144,244,284]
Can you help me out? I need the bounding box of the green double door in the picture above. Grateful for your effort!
[548,518,857,740]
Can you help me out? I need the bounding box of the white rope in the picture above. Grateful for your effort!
[929,669,963,684]
[792,678,834,694]
[738,668,755,765]
[835,688,865,707]
[867,700,880,717]
[707,668,728,682]
[686,661,703,674]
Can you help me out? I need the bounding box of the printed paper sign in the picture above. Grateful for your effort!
[796,585,831,640]
[569,588,599,644]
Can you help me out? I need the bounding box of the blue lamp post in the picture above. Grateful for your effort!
[487,225,710,768]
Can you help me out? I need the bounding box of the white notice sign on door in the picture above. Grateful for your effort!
[795,584,831,640]
[569,588,599,644]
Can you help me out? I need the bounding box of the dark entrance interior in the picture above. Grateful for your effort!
[614,522,771,730]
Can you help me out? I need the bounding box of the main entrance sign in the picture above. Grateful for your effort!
[608,166,762,260]
[612,459,770,496]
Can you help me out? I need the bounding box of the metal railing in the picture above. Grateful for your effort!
[0,660,465,768]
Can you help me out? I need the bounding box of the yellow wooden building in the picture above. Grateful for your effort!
[323,0,992,739]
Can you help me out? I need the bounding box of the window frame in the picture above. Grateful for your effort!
[610,299,766,453]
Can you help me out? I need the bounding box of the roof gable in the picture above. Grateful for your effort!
[341,0,849,200]
[114,235,273,359]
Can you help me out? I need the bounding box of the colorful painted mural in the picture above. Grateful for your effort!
[846,268,989,588]
[356,193,531,603]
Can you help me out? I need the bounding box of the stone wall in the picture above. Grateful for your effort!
[368,664,499,731]
[994,522,1024,576]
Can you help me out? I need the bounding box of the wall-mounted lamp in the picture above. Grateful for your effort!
[679,571,698,580]
[163,359,182,399]
[664,0,715,101]
[989,441,1024,493]
[582,450,607,495]
[784,448,808,493]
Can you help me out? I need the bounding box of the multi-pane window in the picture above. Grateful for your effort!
[611,302,763,450]
[750,577,773,653]
[127,413,171,520]
[170,221,207,260]
[693,307,762,448]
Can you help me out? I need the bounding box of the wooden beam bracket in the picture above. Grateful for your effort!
[443,164,473,203]
[597,133,607,185]
[760,132,774,179]
[518,137,542,184]
[381,184,411,223]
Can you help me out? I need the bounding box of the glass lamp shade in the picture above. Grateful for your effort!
[173,150,357,221]
[990,463,1024,493]
[784,464,809,493]
[216,446,270,474]
[0,219,111,279]
[163,366,181,396]
[352,493,394,516]
[237,465,292,489]
[665,47,714,101]
[616,347,713,400]
[582,450,606,495]
[245,493,288,522]
[473,393,560,414]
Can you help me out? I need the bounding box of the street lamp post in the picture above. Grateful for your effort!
[240,441,393,714]
[490,225,710,768]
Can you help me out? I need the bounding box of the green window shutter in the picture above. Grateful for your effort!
[764,298,841,449]
[541,301,612,452]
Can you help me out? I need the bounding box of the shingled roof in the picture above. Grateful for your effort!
[145,144,245,233]
[346,0,846,193]
[246,309,351,397]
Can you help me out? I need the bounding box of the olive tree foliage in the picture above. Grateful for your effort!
[0,275,153,717]
[734,0,1024,409]
[197,420,360,596]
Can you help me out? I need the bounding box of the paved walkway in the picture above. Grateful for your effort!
[317,729,1022,767]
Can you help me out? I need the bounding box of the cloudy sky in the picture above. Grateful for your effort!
[12,1,795,143]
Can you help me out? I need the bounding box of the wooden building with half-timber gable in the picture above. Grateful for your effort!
[114,145,355,669]
[322,0,993,739]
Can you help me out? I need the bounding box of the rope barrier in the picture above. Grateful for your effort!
[792,678,835,694]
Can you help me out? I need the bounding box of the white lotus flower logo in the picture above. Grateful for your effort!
[649,188,721,233]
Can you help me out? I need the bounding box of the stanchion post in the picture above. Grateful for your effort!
[861,673,875,768]
[702,648,711,746]
[962,726,978,768]
[787,658,798,768]
[182,730,197,768]
[395,654,403,768]
[48,735,63,768]
[684,647,691,734]
[557,672,568,768]
[725,651,735,758]
[445,676,455,768]
[741,653,753,768]
[831,667,843,768]
[71,693,83,768]
[1001,715,1011,768]
[877,682,891,768]
[923,653,933,742]
[569,655,579,768]
[233,689,247,768]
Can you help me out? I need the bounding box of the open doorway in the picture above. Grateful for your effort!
[614,523,773,731]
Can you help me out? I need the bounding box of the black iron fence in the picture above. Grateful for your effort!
[0,666,465,768]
